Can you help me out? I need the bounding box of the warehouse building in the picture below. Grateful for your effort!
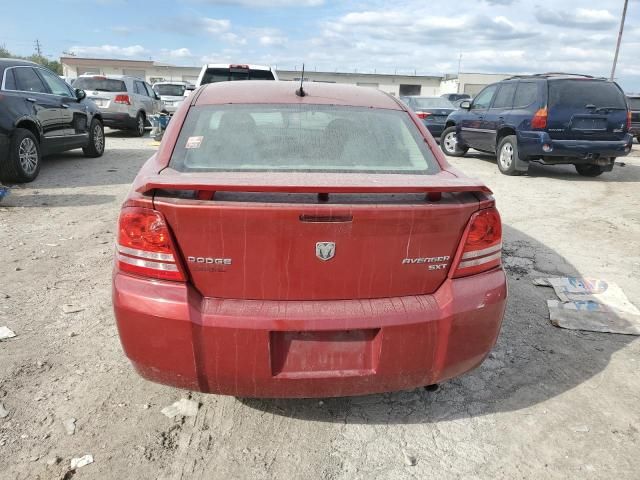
[61,57,201,84]
[60,57,513,97]
[276,70,442,97]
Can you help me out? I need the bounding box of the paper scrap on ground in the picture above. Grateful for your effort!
[0,326,16,340]
[0,403,9,418]
[70,454,93,469]
[161,398,199,418]
[535,277,640,335]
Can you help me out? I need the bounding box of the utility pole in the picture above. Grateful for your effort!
[611,0,629,81]
[34,39,42,57]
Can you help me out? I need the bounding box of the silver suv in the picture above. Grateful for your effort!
[72,75,162,136]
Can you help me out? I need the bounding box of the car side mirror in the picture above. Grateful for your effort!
[459,100,471,110]
[154,93,161,100]
[75,88,86,101]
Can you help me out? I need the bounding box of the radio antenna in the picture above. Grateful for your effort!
[296,64,306,97]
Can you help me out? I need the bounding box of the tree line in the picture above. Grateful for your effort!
[0,44,62,75]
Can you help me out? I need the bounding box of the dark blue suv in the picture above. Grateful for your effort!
[440,74,633,176]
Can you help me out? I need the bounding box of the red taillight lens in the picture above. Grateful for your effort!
[453,208,502,278]
[114,94,131,105]
[627,111,632,131]
[116,207,185,281]
[531,107,548,129]
[416,112,431,119]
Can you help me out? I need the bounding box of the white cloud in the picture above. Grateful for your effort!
[168,48,193,58]
[201,18,232,35]
[200,0,323,6]
[69,44,147,58]
[536,7,618,28]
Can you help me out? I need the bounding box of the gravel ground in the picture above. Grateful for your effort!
[0,130,638,479]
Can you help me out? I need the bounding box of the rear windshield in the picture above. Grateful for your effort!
[154,84,185,96]
[549,80,626,109]
[411,98,454,109]
[73,78,126,92]
[170,104,439,174]
[628,97,640,110]
[201,68,275,84]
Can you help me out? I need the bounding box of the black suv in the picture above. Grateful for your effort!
[441,73,633,177]
[0,59,104,183]
[628,95,640,142]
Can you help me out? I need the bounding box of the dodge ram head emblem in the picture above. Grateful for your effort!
[316,242,336,261]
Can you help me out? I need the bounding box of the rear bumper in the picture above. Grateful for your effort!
[113,269,507,398]
[518,131,633,161]
[101,112,137,130]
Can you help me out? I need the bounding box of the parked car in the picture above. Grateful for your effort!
[440,73,633,176]
[441,93,471,102]
[401,96,456,139]
[452,98,472,109]
[195,64,278,88]
[183,83,196,97]
[72,75,162,136]
[0,59,104,183]
[113,81,507,398]
[628,94,640,142]
[152,81,188,114]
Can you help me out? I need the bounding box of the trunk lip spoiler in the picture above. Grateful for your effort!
[137,171,492,195]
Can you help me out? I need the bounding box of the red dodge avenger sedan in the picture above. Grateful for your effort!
[113,81,507,398]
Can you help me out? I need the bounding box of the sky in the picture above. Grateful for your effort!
[1,0,639,91]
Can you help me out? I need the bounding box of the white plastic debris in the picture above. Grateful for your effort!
[70,454,93,469]
[62,305,85,314]
[0,403,9,418]
[0,326,16,340]
[161,398,199,418]
[402,449,417,466]
[63,418,76,435]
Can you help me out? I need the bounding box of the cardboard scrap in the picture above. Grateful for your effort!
[535,277,640,335]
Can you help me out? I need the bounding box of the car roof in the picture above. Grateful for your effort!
[0,58,39,68]
[504,73,607,81]
[203,63,272,71]
[195,81,403,109]
[78,74,139,81]
[153,81,188,85]
[403,96,445,99]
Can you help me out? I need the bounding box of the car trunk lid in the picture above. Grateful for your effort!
[546,79,629,141]
[141,170,489,301]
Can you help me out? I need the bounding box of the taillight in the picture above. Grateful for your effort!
[416,112,431,119]
[627,111,632,131]
[452,208,502,278]
[116,207,185,281]
[531,107,548,129]
[114,94,131,105]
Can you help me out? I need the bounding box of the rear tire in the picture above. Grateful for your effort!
[0,128,41,183]
[496,135,526,176]
[132,112,145,137]
[440,126,468,157]
[575,164,604,177]
[82,118,105,157]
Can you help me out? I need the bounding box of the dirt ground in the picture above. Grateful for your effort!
[0,130,639,480]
